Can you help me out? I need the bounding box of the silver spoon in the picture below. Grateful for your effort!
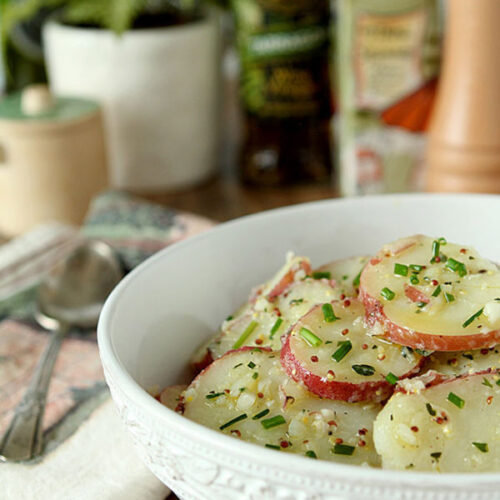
[0,240,123,462]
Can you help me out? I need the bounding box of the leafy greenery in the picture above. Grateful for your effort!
[1,0,223,87]
[1,0,206,39]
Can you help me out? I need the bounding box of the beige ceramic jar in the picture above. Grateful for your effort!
[0,85,108,236]
[426,0,500,193]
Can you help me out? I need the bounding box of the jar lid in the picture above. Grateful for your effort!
[0,84,99,122]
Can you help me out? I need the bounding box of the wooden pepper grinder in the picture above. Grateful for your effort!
[426,0,500,192]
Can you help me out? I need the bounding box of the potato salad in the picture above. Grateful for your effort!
[158,235,500,472]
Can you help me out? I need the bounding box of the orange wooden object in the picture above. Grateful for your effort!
[426,0,500,193]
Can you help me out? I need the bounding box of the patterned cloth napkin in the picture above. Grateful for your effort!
[0,191,214,500]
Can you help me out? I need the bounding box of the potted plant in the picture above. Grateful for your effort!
[1,0,222,191]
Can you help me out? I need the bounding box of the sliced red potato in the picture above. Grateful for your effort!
[273,277,342,324]
[425,346,500,377]
[315,255,369,298]
[374,370,500,472]
[190,254,315,370]
[209,310,285,357]
[182,347,381,465]
[259,253,312,302]
[281,299,423,403]
[205,278,341,361]
[190,300,254,372]
[360,235,500,351]
[158,384,187,410]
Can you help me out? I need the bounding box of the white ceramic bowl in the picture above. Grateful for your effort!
[98,194,500,500]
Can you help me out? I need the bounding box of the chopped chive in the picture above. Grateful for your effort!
[353,270,362,287]
[252,408,270,420]
[394,263,409,277]
[219,413,247,430]
[444,292,455,303]
[232,321,259,349]
[342,274,348,280]
[462,353,474,360]
[472,442,488,453]
[248,361,256,369]
[269,318,283,339]
[322,303,340,323]
[482,377,493,388]
[410,264,423,272]
[299,327,322,347]
[332,340,352,362]
[226,315,234,321]
[417,301,427,308]
[252,372,259,380]
[312,271,331,280]
[206,392,224,400]
[333,443,355,456]
[290,298,304,306]
[462,308,484,328]
[431,240,440,262]
[446,258,467,277]
[261,415,286,429]
[430,452,442,461]
[447,392,465,409]
[410,275,420,285]
[381,287,395,301]
[426,403,436,416]
[305,450,317,459]
[233,363,243,369]
[352,364,375,376]
[431,285,441,297]
[438,237,447,245]
[265,444,281,450]
[385,372,399,385]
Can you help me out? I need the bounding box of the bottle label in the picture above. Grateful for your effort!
[353,9,428,110]
[234,0,330,118]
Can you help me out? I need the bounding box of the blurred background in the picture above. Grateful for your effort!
[0,0,499,235]
[0,0,433,234]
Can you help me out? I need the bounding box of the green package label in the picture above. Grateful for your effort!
[233,0,331,118]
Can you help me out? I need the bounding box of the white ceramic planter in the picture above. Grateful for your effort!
[43,12,220,191]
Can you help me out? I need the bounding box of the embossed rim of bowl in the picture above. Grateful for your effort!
[98,193,500,494]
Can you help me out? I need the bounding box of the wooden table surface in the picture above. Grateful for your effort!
[141,174,338,223]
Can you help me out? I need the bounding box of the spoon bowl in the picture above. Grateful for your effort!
[36,240,123,330]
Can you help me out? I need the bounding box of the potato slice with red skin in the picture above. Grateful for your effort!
[192,255,377,371]
[425,345,500,377]
[190,254,312,371]
[259,253,312,302]
[199,277,341,364]
[360,235,500,351]
[374,370,500,472]
[181,347,381,465]
[281,299,423,403]
[157,384,187,410]
[315,256,369,298]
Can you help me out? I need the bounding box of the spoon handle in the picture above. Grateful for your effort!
[0,326,68,462]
